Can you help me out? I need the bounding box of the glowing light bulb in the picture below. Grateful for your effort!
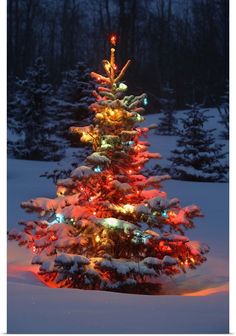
[81,187,84,191]
[95,235,100,243]
[119,83,128,91]
[32,246,36,253]
[168,210,177,217]
[93,211,97,216]
[113,64,117,70]
[110,34,117,45]
[123,204,134,213]
[144,97,148,105]
[128,169,133,174]
[94,166,102,173]
[55,213,65,223]
[161,210,168,218]
[97,76,101,81]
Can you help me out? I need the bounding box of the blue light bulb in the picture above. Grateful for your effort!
[55,213,65,223]
[144,97,148,106]
[161,210,168,218]
[94,166,102,173]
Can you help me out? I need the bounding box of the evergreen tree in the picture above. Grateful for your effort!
[216,80,229,139]
[8,57,64,161]
[9,38,209,294]
[157,84,178,135]
[41,62,96,182]
[168,104,228,182]
[54,62,96,144]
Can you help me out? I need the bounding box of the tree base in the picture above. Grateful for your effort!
[36,272,162,295]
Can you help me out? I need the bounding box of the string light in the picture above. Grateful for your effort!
[49,213,65,225]
[123,204,135,213]
[50,234,57,241]
[168,210,177,217]
[143,97,148,105]
[161,210,168,218]
[56,214,65,223]
[118,83,127,91]
[110,34,117,46]
[94,166,102,173]
[95,235,100,243]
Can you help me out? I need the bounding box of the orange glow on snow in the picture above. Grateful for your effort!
[182,283,229,296]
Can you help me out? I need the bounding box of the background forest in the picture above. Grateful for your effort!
[8,0,228,108]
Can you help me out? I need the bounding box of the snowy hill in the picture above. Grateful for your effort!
[7,109,229,333]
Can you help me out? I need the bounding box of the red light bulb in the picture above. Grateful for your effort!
[110,34,117,46]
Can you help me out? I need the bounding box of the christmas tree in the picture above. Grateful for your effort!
[8,37,209,294]
[168,104,228,182]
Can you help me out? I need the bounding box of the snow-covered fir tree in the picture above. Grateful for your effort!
[9,37,209,294]
[42,62,96,182]
[216,80,229,139]
[8,57,64,161]
[157,84,178,135]
[54,62,96,143]
[167,104,228,182]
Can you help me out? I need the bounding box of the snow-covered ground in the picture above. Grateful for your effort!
[7,109,229,333]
